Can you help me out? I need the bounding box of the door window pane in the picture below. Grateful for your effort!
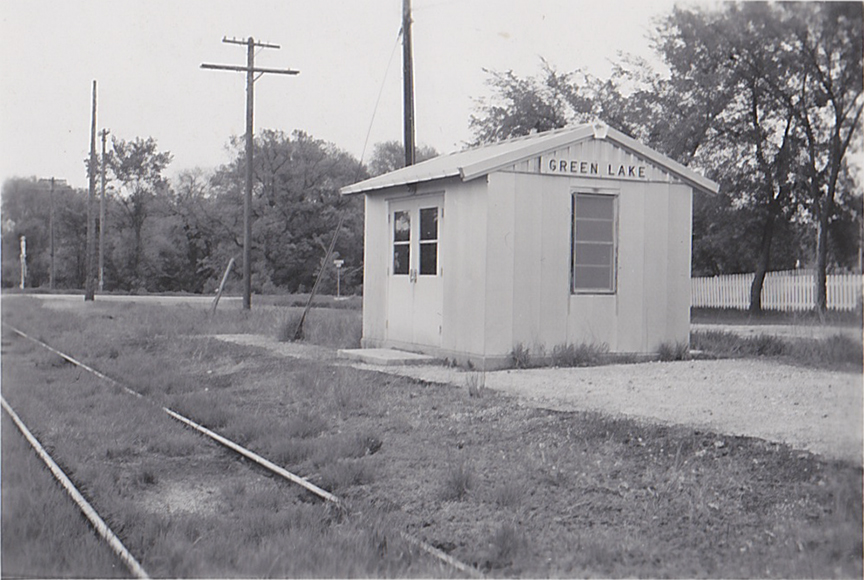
[420,208,438,241]
[394,211,410,242]
[393,210,410,275]
[572,194,616,292]
[393,244,410,275]
[419,242,437,275]
[419,207,438,276]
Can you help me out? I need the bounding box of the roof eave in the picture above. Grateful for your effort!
[605,127,719,195]
[460,125,595,180]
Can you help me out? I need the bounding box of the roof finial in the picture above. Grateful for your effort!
[592,120,608,140]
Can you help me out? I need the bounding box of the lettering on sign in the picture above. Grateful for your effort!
[543,157,648,179]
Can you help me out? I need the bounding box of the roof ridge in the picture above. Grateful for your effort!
[456,123,591,154]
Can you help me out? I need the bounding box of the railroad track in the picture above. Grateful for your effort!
[2,323,484,578]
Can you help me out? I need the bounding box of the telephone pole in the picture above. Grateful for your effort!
[202,37,299,310]
[402,0,416,167]
[99,128,110,292]
[85,80,97,302]
[49,178,56,289]
[38,177,69,290]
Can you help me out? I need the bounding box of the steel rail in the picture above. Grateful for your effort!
[1,396,150,579]
[3,323,485,578]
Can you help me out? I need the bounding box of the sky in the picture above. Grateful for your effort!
[1,0,690,190]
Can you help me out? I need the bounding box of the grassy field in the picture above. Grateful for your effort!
[2,295,862,578]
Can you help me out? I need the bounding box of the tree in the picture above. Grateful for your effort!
[469,60,591,145]
[778,3,863,311]
[469,2,863,312]
[652,3,808,311]
[210,130,366,294]
[1,177,88,289]
[106,136,173,291]
[367,141,438,177]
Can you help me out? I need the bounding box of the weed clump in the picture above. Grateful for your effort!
[492,480,526,509]
[510,343,533,369]
[276,311,304,342]
[479,523,527,571]
[440,461,474,501]
[657,341,691,361]
[465,372,488,398]
[551,342,609,367]
[318,459,374,491]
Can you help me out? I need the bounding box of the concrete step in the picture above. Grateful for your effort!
[337,348,440,366]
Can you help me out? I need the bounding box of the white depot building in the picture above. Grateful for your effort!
[341,122,719,370]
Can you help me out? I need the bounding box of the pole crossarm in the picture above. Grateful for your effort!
[200,63,299,75]
[222,36,280,49]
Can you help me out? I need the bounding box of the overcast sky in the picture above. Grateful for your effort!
[1,0,692,190]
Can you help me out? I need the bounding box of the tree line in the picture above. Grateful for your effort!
[3,2,861,311]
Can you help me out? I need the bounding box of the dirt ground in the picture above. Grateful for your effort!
[216,334,863,466]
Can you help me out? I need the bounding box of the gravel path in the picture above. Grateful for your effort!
[214,334,863,466]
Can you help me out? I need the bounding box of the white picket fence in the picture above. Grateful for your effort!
[691,270,863,311]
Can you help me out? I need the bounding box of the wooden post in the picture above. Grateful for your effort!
[49,178,55,290]
[402,0,416,167]
[85,80,97,301]
[243,38,255,310]
[210,257,235,316]
[99,128,109,292]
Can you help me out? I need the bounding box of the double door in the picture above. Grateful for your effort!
[387,195,443,347]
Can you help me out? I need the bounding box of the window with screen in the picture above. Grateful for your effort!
[393,210,410,275]
[572,193,616,293]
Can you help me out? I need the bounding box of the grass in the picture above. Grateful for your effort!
[1,416,128,579]
[657,340,691,361]
[691,306,863,327]
[511,341,613,368]
[692,329,863,370]
[275,306,362,348]
[439,461,474,501]
[2,294,862,577]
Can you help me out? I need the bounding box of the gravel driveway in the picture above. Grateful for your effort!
[476,360,862,465]
[216,334,862,466]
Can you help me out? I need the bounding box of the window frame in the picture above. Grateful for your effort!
[571,191,618,294]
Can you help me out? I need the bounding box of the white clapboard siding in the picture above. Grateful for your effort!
[691,270,862,311]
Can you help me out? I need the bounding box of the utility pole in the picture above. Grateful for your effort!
[202,37,299,310]
[39,177,68,290]
[49,178,56,289]
[402,0,416,167]
[99,128,110,292]
[85,80,97,302]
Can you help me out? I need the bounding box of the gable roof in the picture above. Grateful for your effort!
[340,122,719,196]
